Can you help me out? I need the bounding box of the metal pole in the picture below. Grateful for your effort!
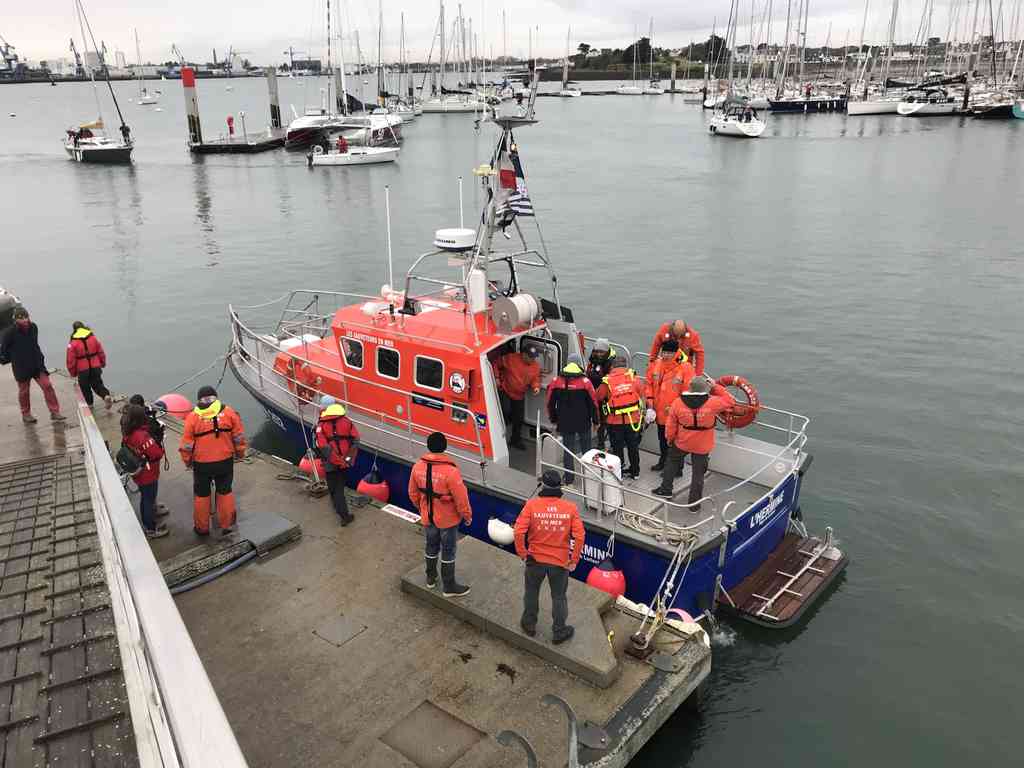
[458,175,464,228]
[385,185,394,288]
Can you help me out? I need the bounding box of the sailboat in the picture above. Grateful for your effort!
[63,0,133,163]
[135,29,158,105]
[422,1,485,113]
[617,26,643,95]
[709,0,766,137]
[846,0,903,115]
[558,26,581,97]
[641,18,664,94]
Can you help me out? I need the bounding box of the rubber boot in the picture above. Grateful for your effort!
[425,556,439,588]
[553,625,575,645]
[441,561,470,597]
[193,495,211,536]
[217,491,237,536]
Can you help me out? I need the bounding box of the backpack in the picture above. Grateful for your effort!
[146,408,166,446]
[115,443,144,477]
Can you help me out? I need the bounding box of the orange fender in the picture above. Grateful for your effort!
[716,375,761,429]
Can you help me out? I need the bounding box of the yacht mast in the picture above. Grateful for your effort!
[134,28,143,99]
[75,0,104,126]
[326,0,333,114]
[777,0,794,98]
[881,0,899,95]
[337,0,349,114]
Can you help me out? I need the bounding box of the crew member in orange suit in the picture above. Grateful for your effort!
[179,385,247,536]
[409,432,473,597]
[644,339,695,471]
[652,377,736,509]
[66,321,112,409]
[514,470,585,644]
[499,344,541,450]
[649,319,705,376]
[595,357,646,479]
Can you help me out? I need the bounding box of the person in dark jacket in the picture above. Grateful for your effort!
[585,338,616,449]
[122,404,168,538]
[66,321,112,409]
[0,308,64,424]
[546,355,598,484]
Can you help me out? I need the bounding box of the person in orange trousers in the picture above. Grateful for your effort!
[499,344,541,449]
[643,339,695,471]
[514,470,585,644]
[652,377,736,510]
[409,432,473,597]
[649,319,705,376]
[179,385,247,536]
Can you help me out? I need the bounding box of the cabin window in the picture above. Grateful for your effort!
[415,356,444,391]
[376,347,400,380]
[341,338,363,370]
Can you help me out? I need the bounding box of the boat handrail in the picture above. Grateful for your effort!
[581,335,634,369]
[230,312,489,470]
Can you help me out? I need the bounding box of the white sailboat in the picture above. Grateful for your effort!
[896,86,958,115]
[422,1,484,113]
[642,18,664,94]
[617,26,643,95]
[558,26,581,97]
[63,0,133,163]
[134,29,158,105]
[847,0,903,115]
[709,0,766,138]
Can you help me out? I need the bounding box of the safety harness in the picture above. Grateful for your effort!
[71,331,100,366]
[603,369,643,432]
[419,457,456,527]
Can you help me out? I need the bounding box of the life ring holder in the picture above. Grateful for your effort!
[716,375,761,429]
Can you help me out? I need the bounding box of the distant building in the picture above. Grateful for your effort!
[290,58,321,74]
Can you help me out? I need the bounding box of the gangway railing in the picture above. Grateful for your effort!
[77,396,248,767]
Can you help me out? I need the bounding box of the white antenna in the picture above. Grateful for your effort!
[385,185,394,289]
[458,176,464,228]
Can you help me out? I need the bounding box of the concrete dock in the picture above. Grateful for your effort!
[1,371,711,766]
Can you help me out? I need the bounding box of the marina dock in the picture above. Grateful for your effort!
[1,372,710,767]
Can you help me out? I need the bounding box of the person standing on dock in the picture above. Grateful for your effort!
[596,357,645,479]
[644,339,695,471]
[66,321,113,409]
[122,404,169,539]
[409,432,472,597]
[179,385,247,537]
[652,377,736,509]
[499,344,541,450]
[514,470,585,645]
[648,320,705,375]
[315,395,359,526]
[0,308,65,424]
[546,355,598,485]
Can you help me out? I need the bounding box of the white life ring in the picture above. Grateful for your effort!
[312,144,324,155]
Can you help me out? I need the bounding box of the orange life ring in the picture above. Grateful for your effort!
[716,375,760,429]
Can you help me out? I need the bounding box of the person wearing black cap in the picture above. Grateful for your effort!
[408,431,473,597]
[179,385,247,536]
[514,470,585,644]
[0,308,65,424]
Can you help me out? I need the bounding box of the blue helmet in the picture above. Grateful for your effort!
[320,395,337,408]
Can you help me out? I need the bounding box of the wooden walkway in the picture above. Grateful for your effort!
[719,532,847,628]
[0,452,137,768]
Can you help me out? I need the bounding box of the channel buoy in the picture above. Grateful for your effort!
[356,468,390,503]
[154,393,192,419]
[585,557,626,598]
[487,518,514,546]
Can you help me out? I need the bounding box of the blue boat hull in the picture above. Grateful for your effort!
[769,97,848,113]
[256,395,802,616]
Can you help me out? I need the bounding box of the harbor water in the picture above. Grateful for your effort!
[1,77,1022,764]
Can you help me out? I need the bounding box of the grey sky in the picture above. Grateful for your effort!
[7,1,986,65]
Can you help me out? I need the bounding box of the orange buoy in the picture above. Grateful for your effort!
[715,375,761,429]
[585,557,626,598]
[155,393,192,419]
[357,469,390,503]
[298,456,325,477]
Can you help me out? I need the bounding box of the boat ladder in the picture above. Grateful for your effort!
[751,527,834,622]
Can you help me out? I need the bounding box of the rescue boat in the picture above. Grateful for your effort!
[227,77,846,627]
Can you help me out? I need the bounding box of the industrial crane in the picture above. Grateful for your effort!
[0,33,19,73]
[69,38,83,76]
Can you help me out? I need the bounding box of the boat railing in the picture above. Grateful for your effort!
[581,335,634,369]
[229,305,490,482]
[536,431,714,542]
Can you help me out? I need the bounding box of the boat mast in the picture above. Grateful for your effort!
[881,0,899,95]
[797,0,808,84]
[856,0,869,93]
[562,26,570,89]
[440,0,446,96]
[134,28,143,99]
[777,0,794,98]
[336,0,349,114]
[632,25,638,85]
[649,17,655,83]
[74,0,104,126]
[377,0,384,107]
[326,0,333,114]
[76,0,127,137]
[987,0,998,82]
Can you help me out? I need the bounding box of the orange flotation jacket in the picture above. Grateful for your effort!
[179,401,247,465]
[408,452,472,530]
